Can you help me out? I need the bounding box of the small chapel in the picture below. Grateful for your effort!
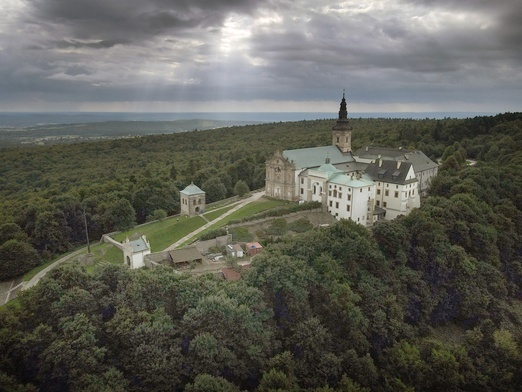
[265,93,438,225]
[180,183,206,216]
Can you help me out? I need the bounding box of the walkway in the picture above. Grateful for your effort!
[165,190,265,250]
[0,190,266,304]
[23,248,87,291]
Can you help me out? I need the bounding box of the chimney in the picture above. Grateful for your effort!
[325,156,330,164]
[365,146,369,151]
[379,159,382,167]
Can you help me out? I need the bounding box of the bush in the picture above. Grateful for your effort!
[0,239,41,280]
[227,201,322,225]
[288,218,313,233]
[234,180,250,197]
[230,227,254,242]
[199,228,227,241]
[266,218,288,236]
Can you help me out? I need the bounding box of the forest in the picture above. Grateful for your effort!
[0,112,521,390]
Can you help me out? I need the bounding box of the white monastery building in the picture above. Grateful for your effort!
[265,93,438,226]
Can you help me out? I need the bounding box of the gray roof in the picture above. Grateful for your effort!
[144,251,169,264]
[335,161,369,173]
[365,160,417,185]
[130,238,150,253]
[168,246,202,263]
[354,147,438,172]
[181,183,205,196]
[329,173,374,188]
[283,145,354,170]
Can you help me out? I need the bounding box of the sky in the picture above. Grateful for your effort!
[0,0,521,113]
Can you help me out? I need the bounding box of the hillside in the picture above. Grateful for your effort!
[0,113,521,390]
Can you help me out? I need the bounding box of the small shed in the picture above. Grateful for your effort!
[123,235,151,269]
[226,243,244,258]
[245,242,263,257]
[168,246,202,268]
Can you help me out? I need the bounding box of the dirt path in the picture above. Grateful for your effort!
[164,190,265,250]
[1,191,265,304]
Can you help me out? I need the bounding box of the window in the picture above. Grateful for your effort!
[333,190,337,198]
[394,191,399,198]
[338,193,342,199]
[346,205,350,211]
[383,202,387,208]
[336,202,339,208]
[376,200,380,206]
[360,189,362,193]
[300,188,304,195]
[347,195,351,201]
[385,190,389,196]
[301,178,304,184]
[377,189,381,195]
[329,190,332,196]
[329,201,332,207]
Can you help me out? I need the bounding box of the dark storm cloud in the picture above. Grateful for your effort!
[0,0,521,111]
[26,0,263,43]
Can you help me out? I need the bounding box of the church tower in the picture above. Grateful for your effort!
[332,92,352,153]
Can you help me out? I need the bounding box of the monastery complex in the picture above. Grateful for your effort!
[265,94,439,225]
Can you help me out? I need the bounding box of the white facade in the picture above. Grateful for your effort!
[370,161,420,220]
[123,235,151,269]
[266,95,433,224]
[326,175,375,226]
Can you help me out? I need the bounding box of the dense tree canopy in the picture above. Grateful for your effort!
[0,112,521,389]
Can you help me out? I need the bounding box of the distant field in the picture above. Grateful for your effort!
[0,119,264,147]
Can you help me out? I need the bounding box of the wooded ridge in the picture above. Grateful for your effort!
[0,113,521,390]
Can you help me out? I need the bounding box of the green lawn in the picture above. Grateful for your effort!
[220,199,288,223]
[203,203,239,221]
[21,197,289,276]
[181,199,288,246]
[111,215,207,251]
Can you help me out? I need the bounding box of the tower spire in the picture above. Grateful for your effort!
[332,91,353,153]
[335,90,351,127]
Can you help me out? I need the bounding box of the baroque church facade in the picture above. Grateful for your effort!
[265,94,438,225]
